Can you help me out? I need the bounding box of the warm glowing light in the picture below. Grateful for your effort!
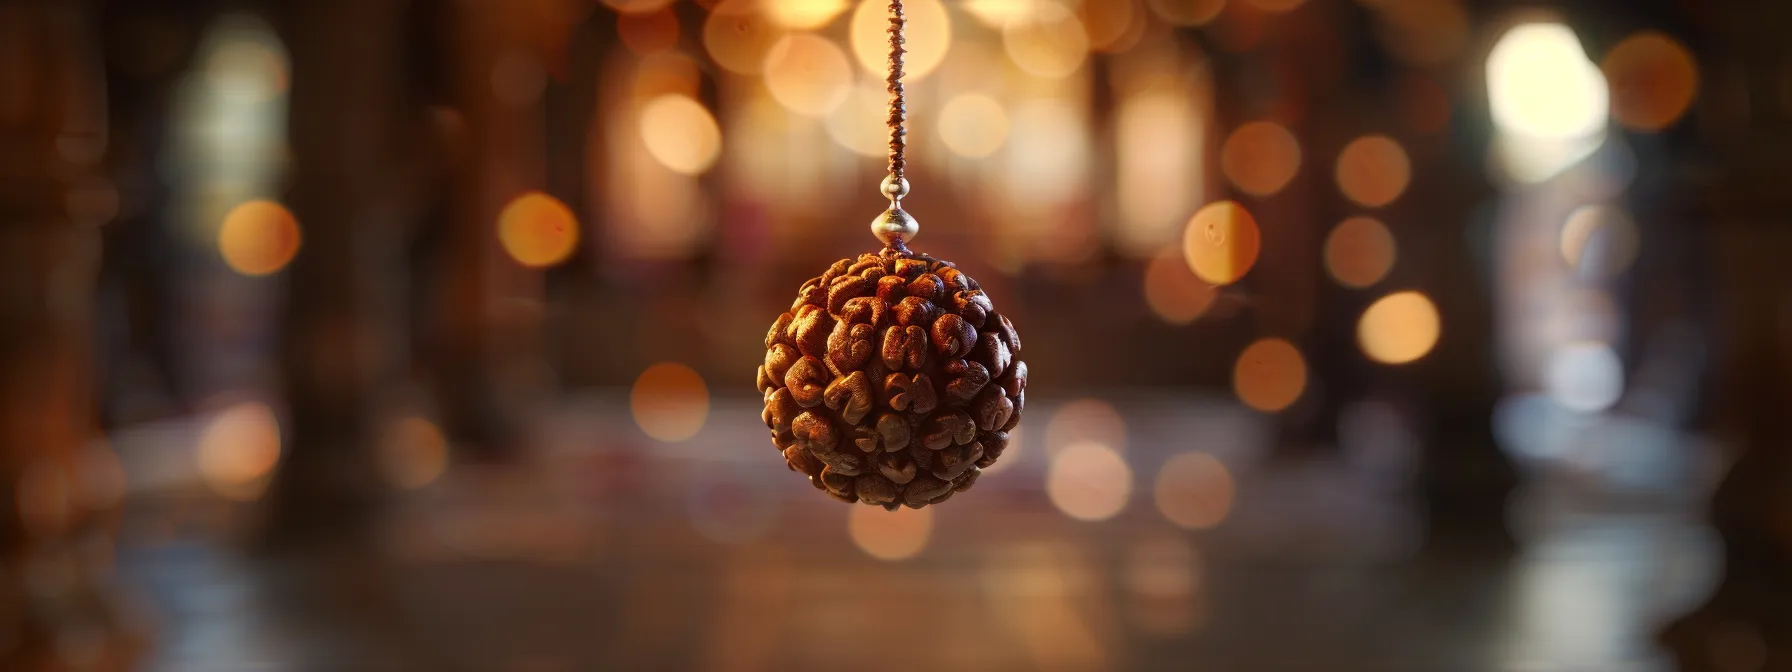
[1335,135,1410,208]
[497,191,579,268]
[1560,205,1639,279]
[1487,23,1608,140]
[763,34,853,116]
[1047,441,1133,522]
[639,94,723,175]
[851,0,949,82]
[630,362,710,442]
[1233,338,1307,412]
[1325,217,1397,289]
[825,81,892,157]
[1181,200,1261,286]
[1357,291,1440,365]
[938,93,1010,158]
[963,0,1034,28]
[766,0,850,30]
[1003,2,1090,79]
[1124,535,1204,635]
[1146,0,1226,27]
[1546,341,1623,413]
[197,402,282,501]
[632,51,702,102]
[1602,31,1698,133]
[1221,121,1301,197]
[1154,451,1235,529]
[703,0,785,75]
[602,0,675,14]
[849,504,933,561]
[380,417,448,490]
[1143,250,1217,325]
[1080,0,1145,53]
[1045,398,1128,457]
[1117,89,1202,254]
[618,8,681,55]
[218,200,300,276]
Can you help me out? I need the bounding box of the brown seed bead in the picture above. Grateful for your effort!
[761,249,1025,508]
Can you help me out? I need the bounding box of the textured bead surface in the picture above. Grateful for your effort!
[760,249,1025,509]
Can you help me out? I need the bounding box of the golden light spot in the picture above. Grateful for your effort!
[497,191,579,268]
[938,93,1010,158]
[765,0,849,30]
[825,81,893,157]
[1357,291,1441,365]
[1335,135,1411,208]
[1080,0,1145,53]
[1146,0,1226,27]
[218,200,300,276]
[632,51,702,102]
[1045,398,1127,457]
[703,0,785,75]
[763,34,852,116]
[1324,216,1397,289]
[602,0,675,14]
[851,0,949,82]
[630,362,710,442]
[1047,441,1133,522]
[1603,31,1698,133]
[1003,1,1090,79]
[380,417,448,490]
[1560,205,1639,278]
[1143,250,1218,325]
[1233,338,1307,412]
[1154,451,1235,529]
[849,504,933,561]
[618,8,680,55]
[1221,121,1301,197]
[1181,200,1261,286]
[197,402,282,501]
[639,93,723,175]
[1487,23,1608,140]
[963,0,1033,29]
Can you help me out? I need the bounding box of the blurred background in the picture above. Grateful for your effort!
[2,0,1789,669]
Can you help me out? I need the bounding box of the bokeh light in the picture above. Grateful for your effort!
[632,51,702,102]
[1232,338,1307,413]
[1146,0,1226,27]
[1324,216,1397,289]
[1047,441,1133,522]
[765,0,850,30]
[938,92,1010,158]
[703,0,785,75]
[1221,120,1301,197]
[962,0,1031,28]
[1081,0,1146,53]
[1045,398,1128,457]
[1143,250,1218,325]
[1602,31,1698,133]
[1181,200,1261,286]
[630,362,710,442]
[848,504,933,561]
[639,93,723,175]
[1003,1,1090,79]
[1487,23,1608,140]
[497,191,579,269]
[1124,535,1204,636]
[1560,205,1640,279]
[1117,89,1202,255]
[197,402,282,501]
[1545,341,1624,413]
[1153,451,1236,530]
[851,0,949,82]
[217,200,301,276]
[1335,135,1411,208]
[1357,291,1441,365]
[825,81,893,157]
[763,34,853,117]
[601,0,675,14]
[380,416,448,490]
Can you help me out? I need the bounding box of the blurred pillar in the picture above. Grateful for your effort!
[1660,2,1792,667]
[262,0,411,544]
[0,1,141,668]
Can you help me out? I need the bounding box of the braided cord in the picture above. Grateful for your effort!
[886,0,907,180]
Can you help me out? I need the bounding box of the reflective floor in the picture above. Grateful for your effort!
[109,394,1721,671]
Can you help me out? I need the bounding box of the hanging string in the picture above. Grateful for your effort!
[885,0,907,181]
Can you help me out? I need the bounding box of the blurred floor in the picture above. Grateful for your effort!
[109,394,1719,671]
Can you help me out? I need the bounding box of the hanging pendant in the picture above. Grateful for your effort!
[756,1,1026,509]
